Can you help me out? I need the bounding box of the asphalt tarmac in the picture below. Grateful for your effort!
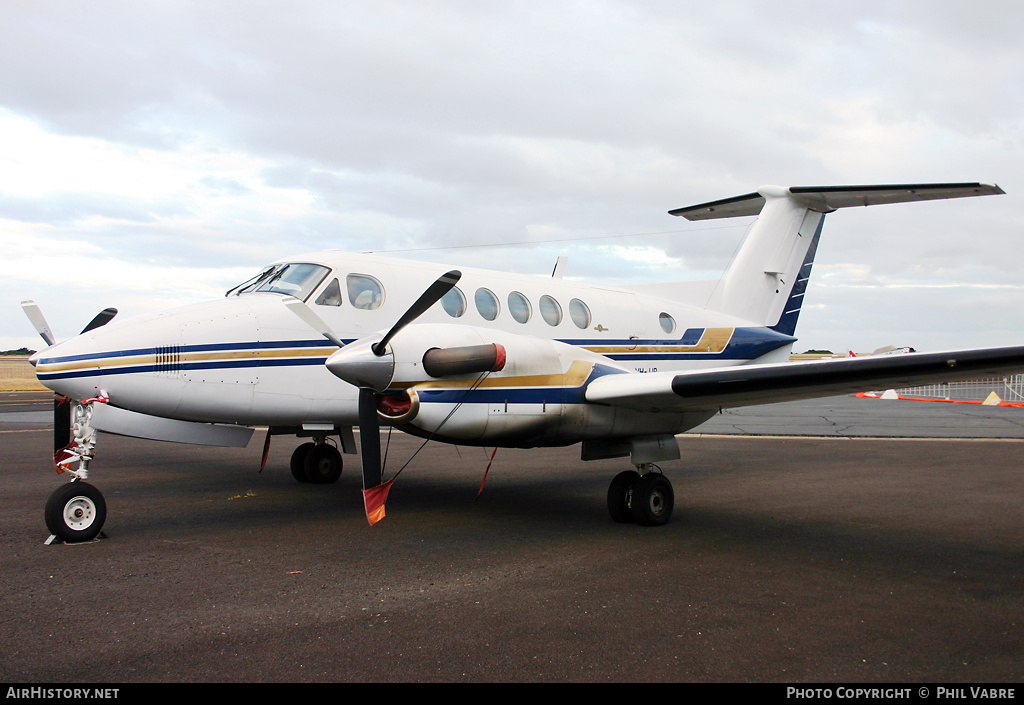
[1,391,1022,683]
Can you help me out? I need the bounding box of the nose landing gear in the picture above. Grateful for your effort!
[45,397,109,544]
[45,481,107,543]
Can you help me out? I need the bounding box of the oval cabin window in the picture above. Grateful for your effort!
[569,299,591,329]
[539,295,562,326]
[441,287,467,317]
[508,292,532,323]
[475,288,500,321]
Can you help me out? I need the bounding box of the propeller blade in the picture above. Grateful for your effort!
[372,270,461,356]
[358,387,394,525]
[358,388,382,489]
[282,297,346,348]
[21,300,55,346]
[81,307,118,334]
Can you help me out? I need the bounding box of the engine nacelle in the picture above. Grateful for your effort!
[327,323,693,446]
[422,343,506,378]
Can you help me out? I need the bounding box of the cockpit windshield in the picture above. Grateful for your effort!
[227,263,331,302]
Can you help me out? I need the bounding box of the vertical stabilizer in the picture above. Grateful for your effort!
[712,186,824,331]
[668,182,1004,334]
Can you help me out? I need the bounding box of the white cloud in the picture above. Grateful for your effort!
[2,1,1024,355]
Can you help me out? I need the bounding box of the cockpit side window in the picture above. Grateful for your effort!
[347,274,385,310]
[253,263,331,301]
[314,278,343,307]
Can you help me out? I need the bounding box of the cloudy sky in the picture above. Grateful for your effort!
[2,1,1023,354]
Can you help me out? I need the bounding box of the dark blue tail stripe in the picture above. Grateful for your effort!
[770,215,824,337]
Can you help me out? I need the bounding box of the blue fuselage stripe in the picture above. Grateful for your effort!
[36,327,795,382]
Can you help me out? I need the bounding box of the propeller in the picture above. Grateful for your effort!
[372,270,461,356]
[20,300,119,457]
[21,300,55,346]
[282,297,345,348]
[284,269,462,524]
[81,307,118,334]
[21,300,119,345]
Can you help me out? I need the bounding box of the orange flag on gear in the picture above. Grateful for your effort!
[362,479,395,525]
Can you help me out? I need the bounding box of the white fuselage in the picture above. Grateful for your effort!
[33,250,795,446]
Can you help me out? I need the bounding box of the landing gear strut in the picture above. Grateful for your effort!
[607,465,674,526]
[46,397,108,543]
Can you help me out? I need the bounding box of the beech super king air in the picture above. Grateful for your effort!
[23,182,1024,542]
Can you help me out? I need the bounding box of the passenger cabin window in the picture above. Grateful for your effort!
[475,288,500,321]
[539,295,562,326]
[441,287,467,317]
[347,274,384,310]
[245,263,330,302]
[508,292,531,324]
[569,298,591,329]
[314,278,343,306]
[659,312,676,334]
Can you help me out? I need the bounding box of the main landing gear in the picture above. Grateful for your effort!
[607,465,675,526]
[290,440,343,484]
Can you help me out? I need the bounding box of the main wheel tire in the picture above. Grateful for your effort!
[290,442,316,482]
[303,444,343,484]
[607,470,639,523]
[630,473,674,526]
[44,481,107,543]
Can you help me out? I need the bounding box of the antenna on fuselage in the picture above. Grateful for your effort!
[551,256,567,278]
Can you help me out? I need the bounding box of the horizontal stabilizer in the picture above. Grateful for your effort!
[670,183,1004,221]
[585,346,1024,413]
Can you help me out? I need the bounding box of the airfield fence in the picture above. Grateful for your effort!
[889,375,1024,403]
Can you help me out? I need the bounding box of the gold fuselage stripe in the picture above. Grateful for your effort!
[35,347,338,374]
[394,360,596,391]
[583,328,734,355]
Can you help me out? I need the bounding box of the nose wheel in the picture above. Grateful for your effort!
[44,481,107,543]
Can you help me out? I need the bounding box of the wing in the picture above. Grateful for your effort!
[584,346,1024,413]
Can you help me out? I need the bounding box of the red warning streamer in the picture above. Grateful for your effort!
[363,479,396,525]
[476,447,498,501]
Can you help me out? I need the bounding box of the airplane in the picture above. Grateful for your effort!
[21,181,1024,543]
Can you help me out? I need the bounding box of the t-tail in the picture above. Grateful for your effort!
[669,183,1004,336]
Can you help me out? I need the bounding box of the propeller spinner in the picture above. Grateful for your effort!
[285,269,462,524]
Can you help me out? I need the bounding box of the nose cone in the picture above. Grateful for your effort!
[31,336,101,400]
[326,338,395,391]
